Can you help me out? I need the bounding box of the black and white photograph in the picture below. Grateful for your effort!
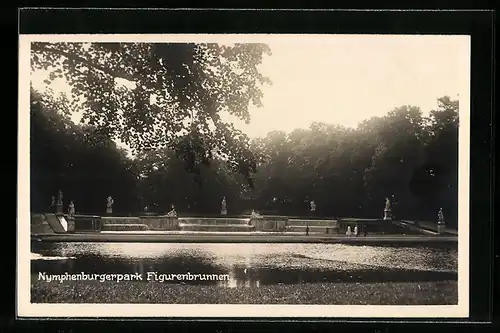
[18,33,470,318]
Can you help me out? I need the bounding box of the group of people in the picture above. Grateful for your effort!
[346,224,365,237]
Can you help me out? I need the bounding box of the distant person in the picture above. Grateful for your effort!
[346,225,352,237]
[363,224,368,236]
[354,225,359,237]
[306,224,309,236]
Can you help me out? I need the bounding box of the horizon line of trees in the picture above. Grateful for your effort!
[30,89,459,227]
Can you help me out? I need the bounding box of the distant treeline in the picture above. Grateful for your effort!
[30,90,459,227]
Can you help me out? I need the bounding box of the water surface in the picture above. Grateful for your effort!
[31,242,458,287]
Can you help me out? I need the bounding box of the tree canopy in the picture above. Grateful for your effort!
[31,42,272,184]
[30,82,460,227]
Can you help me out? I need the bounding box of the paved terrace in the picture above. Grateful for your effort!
[32,231,458,244]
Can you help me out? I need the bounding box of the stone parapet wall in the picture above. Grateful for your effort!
[138,216,179,230]
[74,215,102,232]
[100,217,141,224]
[250,216,288,232]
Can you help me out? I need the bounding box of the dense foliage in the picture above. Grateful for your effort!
[30,88,139,214]
[30,84,459,226]
[31,42,272,184]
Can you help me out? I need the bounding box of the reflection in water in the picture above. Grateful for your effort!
[31,242,458,288]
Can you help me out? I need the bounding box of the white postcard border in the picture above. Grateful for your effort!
[17,33,470,318]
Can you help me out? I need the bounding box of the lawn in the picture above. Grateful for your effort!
[31,277,457,305]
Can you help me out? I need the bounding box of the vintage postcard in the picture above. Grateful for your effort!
[18,33,470,318]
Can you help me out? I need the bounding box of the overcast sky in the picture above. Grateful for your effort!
[30,35,469,139]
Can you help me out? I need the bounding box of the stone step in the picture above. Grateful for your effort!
[101,223,149,231]
[179,224,255,232]
[286,226,339,234]
[178,218,251,226]
[287,219,338,227]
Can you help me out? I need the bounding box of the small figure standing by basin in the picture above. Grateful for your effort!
[305,224,309,236]
[354,224,359,237]
[106,196,114,215]
[221,197,227,216]
[346,225,352,237]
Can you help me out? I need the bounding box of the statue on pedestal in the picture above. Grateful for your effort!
[383,197,392,220]
[56,190,63,214]
[57,190,63,205]
[68,201,75,217]
[221,197,227,216]
[106,196,114,214]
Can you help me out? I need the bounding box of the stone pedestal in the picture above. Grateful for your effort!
[66,216,75,233]
[221,209,227,216]
[383,209,392,220]
[106,207,112,215]
[56,203,63,214]
[437,223,446,235]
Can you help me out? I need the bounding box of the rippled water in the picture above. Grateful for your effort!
[31,242,457,287]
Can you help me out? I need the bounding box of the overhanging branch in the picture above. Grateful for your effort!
[31,43,142,85]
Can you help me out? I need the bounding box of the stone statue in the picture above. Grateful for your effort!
[437,208,445,224]
[383,197,392,220]
[106,196,114,214]
[57,190,63,205]
[167,204,177,217]
[68,201,75,217]
[310,200,316,212]
[55,190,63,214]
[221,197,227,216]
[107,196,114,208]
[49,196,56,213]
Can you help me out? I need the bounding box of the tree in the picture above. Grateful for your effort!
[362,106,427,218]
[31,42,272,184]
[416,96,459,225]
[30,87,139,214]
